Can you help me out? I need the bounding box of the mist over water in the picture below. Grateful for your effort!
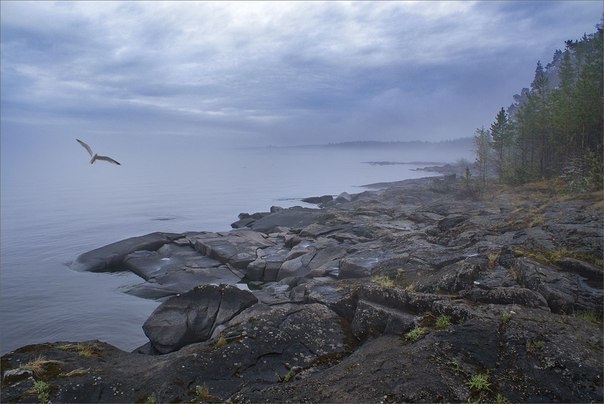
[0,133,472,354]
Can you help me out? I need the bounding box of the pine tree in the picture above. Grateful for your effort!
[490,107,513,179]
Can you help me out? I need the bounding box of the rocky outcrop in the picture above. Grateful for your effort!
[3,176,602,403]
[141,284,258,354]
[70,232,180,272]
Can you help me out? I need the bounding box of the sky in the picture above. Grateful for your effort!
[1,1,602,146]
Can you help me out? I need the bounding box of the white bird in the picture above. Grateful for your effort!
[76,139,121,165]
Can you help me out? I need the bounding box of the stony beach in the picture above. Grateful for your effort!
[2,174,602,403]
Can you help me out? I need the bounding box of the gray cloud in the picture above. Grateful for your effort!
[1,1,601,145]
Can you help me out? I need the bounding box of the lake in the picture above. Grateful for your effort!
[0,133,472,354]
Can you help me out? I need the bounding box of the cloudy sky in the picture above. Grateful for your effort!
[1,1,601,146]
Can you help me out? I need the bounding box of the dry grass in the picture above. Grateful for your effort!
[372,275,395,288]
[57,342,100,358]
[22,355,62,378]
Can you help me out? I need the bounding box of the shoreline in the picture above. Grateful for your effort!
[2,173,602,403]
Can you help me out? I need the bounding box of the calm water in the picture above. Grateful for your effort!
[0,133,471,354]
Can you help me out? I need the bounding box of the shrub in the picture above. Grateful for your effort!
[194,385,210,401]
[435,315,452,329]
[467,373,491,392]
[33,380,50,404]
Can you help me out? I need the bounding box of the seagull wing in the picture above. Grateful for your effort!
[76,139,94,157]
[95,155,121,165]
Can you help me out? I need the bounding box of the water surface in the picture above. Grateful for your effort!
[0,134,471,354]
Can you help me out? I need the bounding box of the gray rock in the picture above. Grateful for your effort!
[334,192,352,203]
[339,254,379,279]
[460,287,549,309]
[249,206,331,233]
[191,230,274,269]
[71,232,180,272]
[143,284,258,353]
[302,195,333,204]
[516,257,578,314]
[351,299,416,339]
[438,215,469,232]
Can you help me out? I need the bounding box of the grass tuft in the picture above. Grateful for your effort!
[467,373,491,392]
[435,314,452,329]
[404,327,425,342]
[372,275,395,288]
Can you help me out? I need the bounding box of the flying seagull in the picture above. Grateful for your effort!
[76,139,121,165]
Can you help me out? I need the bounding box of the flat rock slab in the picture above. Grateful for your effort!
[191,230,275,269]
[122,244,242,298]
[248,206,332,233]
[70,232,181,272]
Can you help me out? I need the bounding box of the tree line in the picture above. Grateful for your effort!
[473,24,603,192]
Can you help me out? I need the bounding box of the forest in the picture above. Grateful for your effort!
[473,23,603,192]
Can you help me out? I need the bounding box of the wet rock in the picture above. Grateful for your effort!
[339,253,380,279]
[460,287,549,309]
[438,215,469,231]
[249,206,332,233]
[516,257,578,314]
[9,174,602,404]
[71,232,180,272]
[302,195,333,204]
[191,229,274,269]
[142,284,258,354]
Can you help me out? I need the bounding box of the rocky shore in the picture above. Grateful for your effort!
[2,175,602,403]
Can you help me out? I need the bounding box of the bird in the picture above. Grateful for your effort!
[76,139,121,165]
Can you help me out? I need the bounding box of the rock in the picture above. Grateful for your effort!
[7,175,602,404]
[334,192,352,203]
[438,215,469,232]
[351,299,416,339]
[556,257,603,283]
[71,232,180,272]
[2,368,33,385]
[142,284,258,353]
[196,301,354,387]
[460,287,549,309]
[299,223,342,238]
[339,254,379,279]
[516,257,578,314]
[230,217,256,228]
[249,206,332,233]
[302,195,333,204]
[191,229,274,269]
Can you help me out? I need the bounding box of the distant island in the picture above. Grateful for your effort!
[263,137,473,150]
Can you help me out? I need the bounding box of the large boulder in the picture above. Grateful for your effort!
[143,284,258,354]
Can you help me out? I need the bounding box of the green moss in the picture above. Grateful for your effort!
[143,393,157,404]
[372,275,395,288]
[194,384,210,401]
[435,314,452,329]
[526,339,545,353]
[32,380,50,404]
[576,310,602,324]
[501,311,512,324]
[404,327,425,342]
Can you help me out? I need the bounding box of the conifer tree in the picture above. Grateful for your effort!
[490,107,512,180]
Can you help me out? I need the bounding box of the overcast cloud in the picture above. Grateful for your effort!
[1,1,602,146]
